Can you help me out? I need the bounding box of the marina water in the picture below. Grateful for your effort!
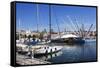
[35,39,96,63]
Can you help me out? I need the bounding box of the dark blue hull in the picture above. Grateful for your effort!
[51,38,85,44]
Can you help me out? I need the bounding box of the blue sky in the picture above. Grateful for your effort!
[16,3,96,32]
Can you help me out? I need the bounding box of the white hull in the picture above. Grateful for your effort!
[34,46,62,55]
[16,43,62,55]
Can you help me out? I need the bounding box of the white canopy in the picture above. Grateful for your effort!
[61,34,78,38]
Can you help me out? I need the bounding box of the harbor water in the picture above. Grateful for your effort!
[35,39,97,63]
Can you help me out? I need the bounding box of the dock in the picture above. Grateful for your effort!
[16,53,51,65]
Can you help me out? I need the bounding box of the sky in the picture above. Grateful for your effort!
[16,3,97,32]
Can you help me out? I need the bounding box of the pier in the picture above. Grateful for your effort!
[16,53,51,65]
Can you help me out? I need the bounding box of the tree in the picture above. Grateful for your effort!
[32,35,36,41]
[24,34,27,38]
[20,34,23,38]
[21,34,27,38]
[28,35,31,40]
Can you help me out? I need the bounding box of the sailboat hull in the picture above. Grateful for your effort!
[51,38,85,44]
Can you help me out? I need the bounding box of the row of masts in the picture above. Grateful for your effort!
[52,13,94,39]
[18,4,95,40]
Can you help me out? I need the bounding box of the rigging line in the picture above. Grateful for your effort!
[53,9,61,38]
[66,16,78,34]
[92,25,96,31]
[80,17,85,38]
[62,18,70,34]
[66,16,77,32]
[62,19,67,33]
[74,16,81,36]
[85,24,93,37]
[81,24,85,38]
[18,19,21,40]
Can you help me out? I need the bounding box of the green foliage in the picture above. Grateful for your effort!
[28,35,31,39]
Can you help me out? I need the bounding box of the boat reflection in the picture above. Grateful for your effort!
[35,51,62,61]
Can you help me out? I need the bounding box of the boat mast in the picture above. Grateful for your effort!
[55,13,61,38]
[18,19,21,40]
[37,4,39,33]
[62,19,70,34]
[81,24,85,38]
[67,16,78,34]
[85,24,93,38]
[74,17,81,36]
[52,6,61,38]
[49,5,51,40]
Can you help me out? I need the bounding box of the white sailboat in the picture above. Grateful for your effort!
[50,15,85,44]
[34,45,62,55]
[31,4,62,55]
[16,4,63,56]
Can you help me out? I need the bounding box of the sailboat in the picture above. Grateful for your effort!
[51,34,85,44]
[32,4,62,55]
[50,13,94,44]
[25,4,62,56]
[16,19,29,52]
[50,13,85,44]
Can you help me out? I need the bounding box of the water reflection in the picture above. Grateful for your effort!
[36,40,96,63]
[35,51,62,61]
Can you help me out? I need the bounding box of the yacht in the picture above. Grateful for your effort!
[51,34,85,44]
